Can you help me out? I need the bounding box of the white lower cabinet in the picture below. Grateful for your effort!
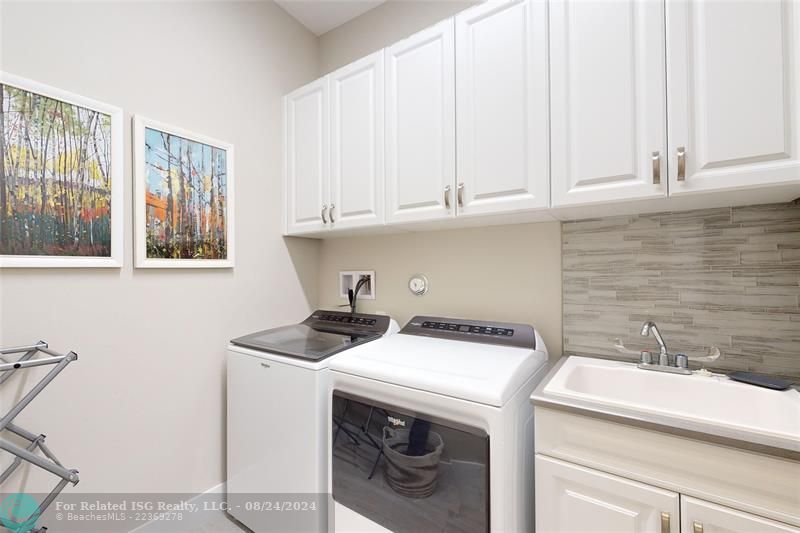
[536,454,800,533]
[536,455,679,533]
[682,496,800,533]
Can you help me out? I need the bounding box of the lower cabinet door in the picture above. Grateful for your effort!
[535,455,679,533]
[681,496,800,533]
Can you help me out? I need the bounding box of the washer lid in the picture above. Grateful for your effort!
[329,333,548,407]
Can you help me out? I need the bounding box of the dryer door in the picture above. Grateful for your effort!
[331,391,489,532]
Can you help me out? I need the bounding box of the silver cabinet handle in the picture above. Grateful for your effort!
[652,151,661,185]
[444,185,451,209]
[692,522,703,533]
[457,182,464,207]
[660,512,670,533]
[321,204,328,224]
[329,204,335,223]
[677,146,686,181]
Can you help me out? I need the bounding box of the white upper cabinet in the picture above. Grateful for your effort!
[666,0,800,195]
[536,455,680,533]
[681,496,800,533]
[455,0,550,216]
[385,19,456,224]
[284,78,329,235]
[329,51,385,229]
[550,0,668,207]
[284,0,800,236]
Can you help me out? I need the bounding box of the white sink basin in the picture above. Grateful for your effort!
[542,356,800,444]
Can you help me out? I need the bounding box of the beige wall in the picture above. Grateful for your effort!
[315,1,564,354]
[319,0,478,73]
[317,224,563,357]
[0,1,320,493]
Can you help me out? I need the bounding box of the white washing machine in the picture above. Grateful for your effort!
[328,316,549,533]
[227,310,398,532]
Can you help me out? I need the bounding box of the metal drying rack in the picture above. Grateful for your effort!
[0,341,80,533]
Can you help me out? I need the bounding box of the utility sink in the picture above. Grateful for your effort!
[539,356,800,448]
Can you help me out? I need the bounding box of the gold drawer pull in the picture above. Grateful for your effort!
[677,146,686,181]
[661,512,670,533]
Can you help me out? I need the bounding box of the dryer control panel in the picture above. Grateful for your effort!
[401,315,536,349]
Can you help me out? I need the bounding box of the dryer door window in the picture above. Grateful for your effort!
[331,391,489,532]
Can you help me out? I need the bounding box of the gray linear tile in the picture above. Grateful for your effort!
[562,202,800,381]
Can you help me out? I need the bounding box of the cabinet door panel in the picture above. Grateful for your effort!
[681,496,800,533]
[536,455,679,533]
[284,78,329,234]
[456,0,549,216]
[330,52,385,230]
[550,0,667,207]
[667,0,800,194]
[386,19,456,224]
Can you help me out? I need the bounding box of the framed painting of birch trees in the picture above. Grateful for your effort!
[133,116,234,268]
[0,72,123,267]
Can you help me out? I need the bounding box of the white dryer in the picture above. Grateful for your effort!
[227,310,398,532]
[328,316,549,533]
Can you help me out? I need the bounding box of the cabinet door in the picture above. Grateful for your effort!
[666,0,800,195]
[284,78,329,234]
[385,19,456,224]
[550,0,667,207]
[535,455,680,533]
[329,51,385,230]
[681,496,799,533]
[455,0,550,216]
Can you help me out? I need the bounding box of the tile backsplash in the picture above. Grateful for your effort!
[562,202,800,381]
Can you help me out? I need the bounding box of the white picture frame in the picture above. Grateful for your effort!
[0,72,124,268]
[132,115,235,268]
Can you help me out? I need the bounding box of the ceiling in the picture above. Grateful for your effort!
[276,0,387,36]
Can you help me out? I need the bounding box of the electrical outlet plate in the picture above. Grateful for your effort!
[339,271,376,300]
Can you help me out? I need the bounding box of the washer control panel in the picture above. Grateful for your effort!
[318,314,377,326]
[421,321,515,337]
[307,310,390,335]
[402,316,536,349]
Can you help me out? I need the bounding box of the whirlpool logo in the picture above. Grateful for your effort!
[387,416,406,427]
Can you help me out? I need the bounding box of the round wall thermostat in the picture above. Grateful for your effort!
[408,274,429,296]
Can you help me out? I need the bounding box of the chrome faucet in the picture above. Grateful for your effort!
[637,320,691,375]
[640,321,669,365]
[613,320,722,376]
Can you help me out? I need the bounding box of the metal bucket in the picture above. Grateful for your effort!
[382,426,444,498]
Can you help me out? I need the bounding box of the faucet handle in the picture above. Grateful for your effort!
[675,353,689,369]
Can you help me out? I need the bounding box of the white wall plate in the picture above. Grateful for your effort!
[339,271,376,300]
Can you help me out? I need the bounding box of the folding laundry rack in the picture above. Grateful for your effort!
[0,341,80,533]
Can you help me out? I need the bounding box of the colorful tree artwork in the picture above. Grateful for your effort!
[135,116,233,268]
[0,81,115,261]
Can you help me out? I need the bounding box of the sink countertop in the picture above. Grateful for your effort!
[532,356,800,461]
